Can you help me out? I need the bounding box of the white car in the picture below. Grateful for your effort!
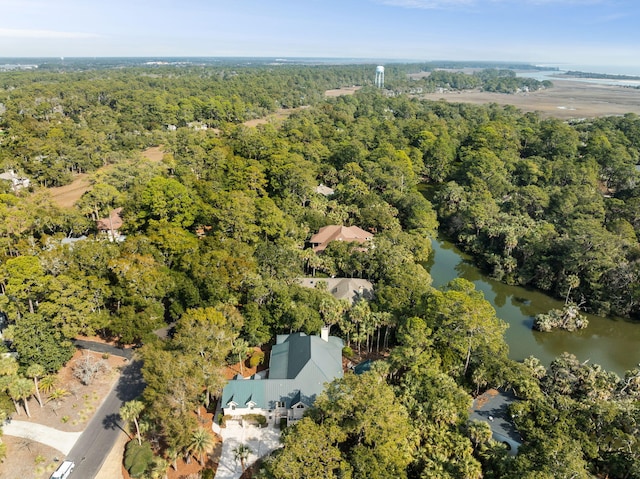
[50,460,75,479]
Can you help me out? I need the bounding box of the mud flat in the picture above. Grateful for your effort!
[418,80,640,119]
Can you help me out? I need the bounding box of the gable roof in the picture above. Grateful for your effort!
[296,277,374,304]
[221,332,343,410]
[309,225,373,252]
[96,207,124,232]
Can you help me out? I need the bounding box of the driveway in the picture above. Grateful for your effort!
[3,420,82,455]
[214,422,282,479]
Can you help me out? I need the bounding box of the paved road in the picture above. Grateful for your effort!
[66,358,144,478]
[74,339,134,361]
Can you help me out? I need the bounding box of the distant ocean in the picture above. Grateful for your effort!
[518,64,640,87]
[540,64,640,77]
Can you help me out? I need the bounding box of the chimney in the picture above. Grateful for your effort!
[321,325,330,342]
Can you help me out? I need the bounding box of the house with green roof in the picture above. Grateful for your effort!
[221,327,344,426]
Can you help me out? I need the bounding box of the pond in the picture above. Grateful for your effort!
[426,236,640,376]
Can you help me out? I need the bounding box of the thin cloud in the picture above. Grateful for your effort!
[375,0,475,9]
[0,28,100,39]
[376,0,607,8]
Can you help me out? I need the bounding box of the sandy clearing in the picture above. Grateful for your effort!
[48,174,91,208]
[417,80,640,119]
[325,86,362,97]
[243,107,307,128]
[141,145,164,162]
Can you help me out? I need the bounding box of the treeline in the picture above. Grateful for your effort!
[405,68,551,94]
[0,65,637,477]
[565,70,640,81]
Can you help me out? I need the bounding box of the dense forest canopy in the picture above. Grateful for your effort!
[0,62,638,477]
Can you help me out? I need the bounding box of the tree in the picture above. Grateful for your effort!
[261,417,348,479]
[427,278,508,377]
[234,444,252,473]
[8,376,34,417]
[232,338,251,375]
[136,176,197,229]
[9,313,75,373]
[188,427,214,466]
[25,364,45,408]
[120,400,145,445]
[311,371,415,479]
[172,307,238,406]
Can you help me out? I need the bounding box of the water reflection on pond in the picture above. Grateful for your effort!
[427,237,640,375]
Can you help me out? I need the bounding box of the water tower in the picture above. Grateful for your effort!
[375,65,385,88]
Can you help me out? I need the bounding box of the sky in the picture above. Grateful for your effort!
[0,0,639,72]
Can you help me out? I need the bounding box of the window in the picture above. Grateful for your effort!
[231,405,236,410]
[276,401,285,408]
[296,404,305,409]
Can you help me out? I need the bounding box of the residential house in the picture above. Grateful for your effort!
[315,183,334,196]
[0,170,30,191]
[221,328,343,426]
[309,225,373,253]
[469,389,522,455]
[296,277,374,305]
[96,207,125,242]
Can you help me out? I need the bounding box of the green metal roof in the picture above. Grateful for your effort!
[222,333,343,410]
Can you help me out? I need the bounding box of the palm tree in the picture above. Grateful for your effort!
[38,374,57,396]
[233,443,252,473]
[26,364,45,408]
[8,377,34,417]
[48,387,70,402]
[565,274,580,305]
[165,447,179,471]
[232,338,251,375]
[149,456,169,479]
[188,428,214,466]
[120,400,145,445]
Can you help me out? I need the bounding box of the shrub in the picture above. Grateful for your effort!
[249,351,265,369]
[245,413,267,427]
[220,414,232,427]
[124,441,154,478]
[279,417,287,430]
[73,353,110,386]
[201,469,215,479]
[342,346,354,358]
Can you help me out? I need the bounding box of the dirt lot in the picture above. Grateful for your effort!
[48,174,91,208]
[325,86,362,97]
[0,349,127,479]
[243,107,308,127]
[418,80,640,119]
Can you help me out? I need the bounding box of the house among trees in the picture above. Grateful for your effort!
[315,183,334,196]
[309,225,373,253]
[469,389,522,455]
[297,277,374,305]
[0,169,30,191]
[96,207,125,242]
[221,328,343,426]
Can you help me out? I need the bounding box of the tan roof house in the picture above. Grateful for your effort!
[297,278,374,305]
[96,207,125,242]
[309,225,373,253]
